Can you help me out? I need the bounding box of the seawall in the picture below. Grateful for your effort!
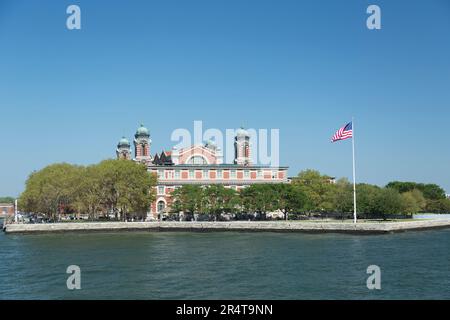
[4,219,450,234]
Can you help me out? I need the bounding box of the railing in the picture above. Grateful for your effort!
[156,178,288,185]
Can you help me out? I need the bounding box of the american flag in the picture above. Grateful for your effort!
[331,122,353,142]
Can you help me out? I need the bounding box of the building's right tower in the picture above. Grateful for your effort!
[134,124,152,163]
[234,127,252,166]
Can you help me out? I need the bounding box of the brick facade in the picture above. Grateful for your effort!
[148,162,289,219]
[0,203,14,216]
[117,125,289,220]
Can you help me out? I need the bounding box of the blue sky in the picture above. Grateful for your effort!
[1,0,450,196]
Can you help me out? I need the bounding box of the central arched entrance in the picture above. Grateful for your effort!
[157,200,165,213]
[186,155,208,164]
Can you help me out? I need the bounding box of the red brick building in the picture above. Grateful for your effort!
[0,203,14,217]
[116,125,288,220]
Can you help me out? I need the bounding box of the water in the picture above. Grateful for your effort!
[0,229,449,299]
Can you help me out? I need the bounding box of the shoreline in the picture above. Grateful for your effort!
[3,219,450,235]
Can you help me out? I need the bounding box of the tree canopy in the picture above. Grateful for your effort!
[0,196,15,203]
[17,164,450,222]
[386,181,446,200]
[19,160,156,221]
[386,181,448,212]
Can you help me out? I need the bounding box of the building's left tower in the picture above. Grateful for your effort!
[116,137,131,160]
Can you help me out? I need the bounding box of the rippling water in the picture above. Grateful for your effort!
[0,228,449,299]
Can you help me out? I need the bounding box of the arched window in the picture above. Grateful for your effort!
[157,201,165,213]
[187,155,207,165]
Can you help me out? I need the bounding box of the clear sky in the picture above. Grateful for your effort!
[1,0,450,197]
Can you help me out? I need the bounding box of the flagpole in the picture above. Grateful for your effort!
[352,117,357,224]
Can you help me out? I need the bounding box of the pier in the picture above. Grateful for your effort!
[3,219,450,234]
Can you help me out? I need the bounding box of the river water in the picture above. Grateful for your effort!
[0,228,449,299]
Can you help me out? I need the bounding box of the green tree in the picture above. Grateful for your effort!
[292,169,335,215]
[331,178,354,219]
[170,185,204,218]
[240,184,277,219]
[355,183,381,218]
[425,198,450,213]
[203,185,239,220]
[73,165,104,220]
[0,197,15,203]
[221,187,240,215]
[419,184,446,200]
[386,181,445,200]
[386,181,419,194]
[98,159,156,221]
[442,199,450,213]
[19,160,156,221]
[19,163,83,220]
[272,184,306,220]
[373,188,404,220]
[240,185,258,214]
[400,189,426,215]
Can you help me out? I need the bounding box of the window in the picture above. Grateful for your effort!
[189,170,194,179]
[203,170,208,178]
[272,170,277,179]
[231,170,236,179]
[187,155,207,165]
[158,169,164,179]
[244,170,250,179]
[157,201,165,213]
[217,170,223,179]
[258,170,263,178]
[158,186,165,195]
[175,170,180,179]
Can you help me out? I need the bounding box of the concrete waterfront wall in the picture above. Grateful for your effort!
[4,219,450,234]
[414,214,450,220]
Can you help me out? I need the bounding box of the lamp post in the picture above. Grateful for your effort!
[14,199,18,223]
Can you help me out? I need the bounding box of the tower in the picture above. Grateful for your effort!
[134,124,152,163]
[116,137,131,160]
[205,139,223,164]
[234,127,252,166]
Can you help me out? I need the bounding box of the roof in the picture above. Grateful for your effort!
[135,124,150,137]
[153,150,174,165]
[147,164,288,170]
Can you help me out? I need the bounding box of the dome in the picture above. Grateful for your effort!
[236,127,249,137]
[135,124,149,136]
[118,137,130,147]
[205,139,217,150]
